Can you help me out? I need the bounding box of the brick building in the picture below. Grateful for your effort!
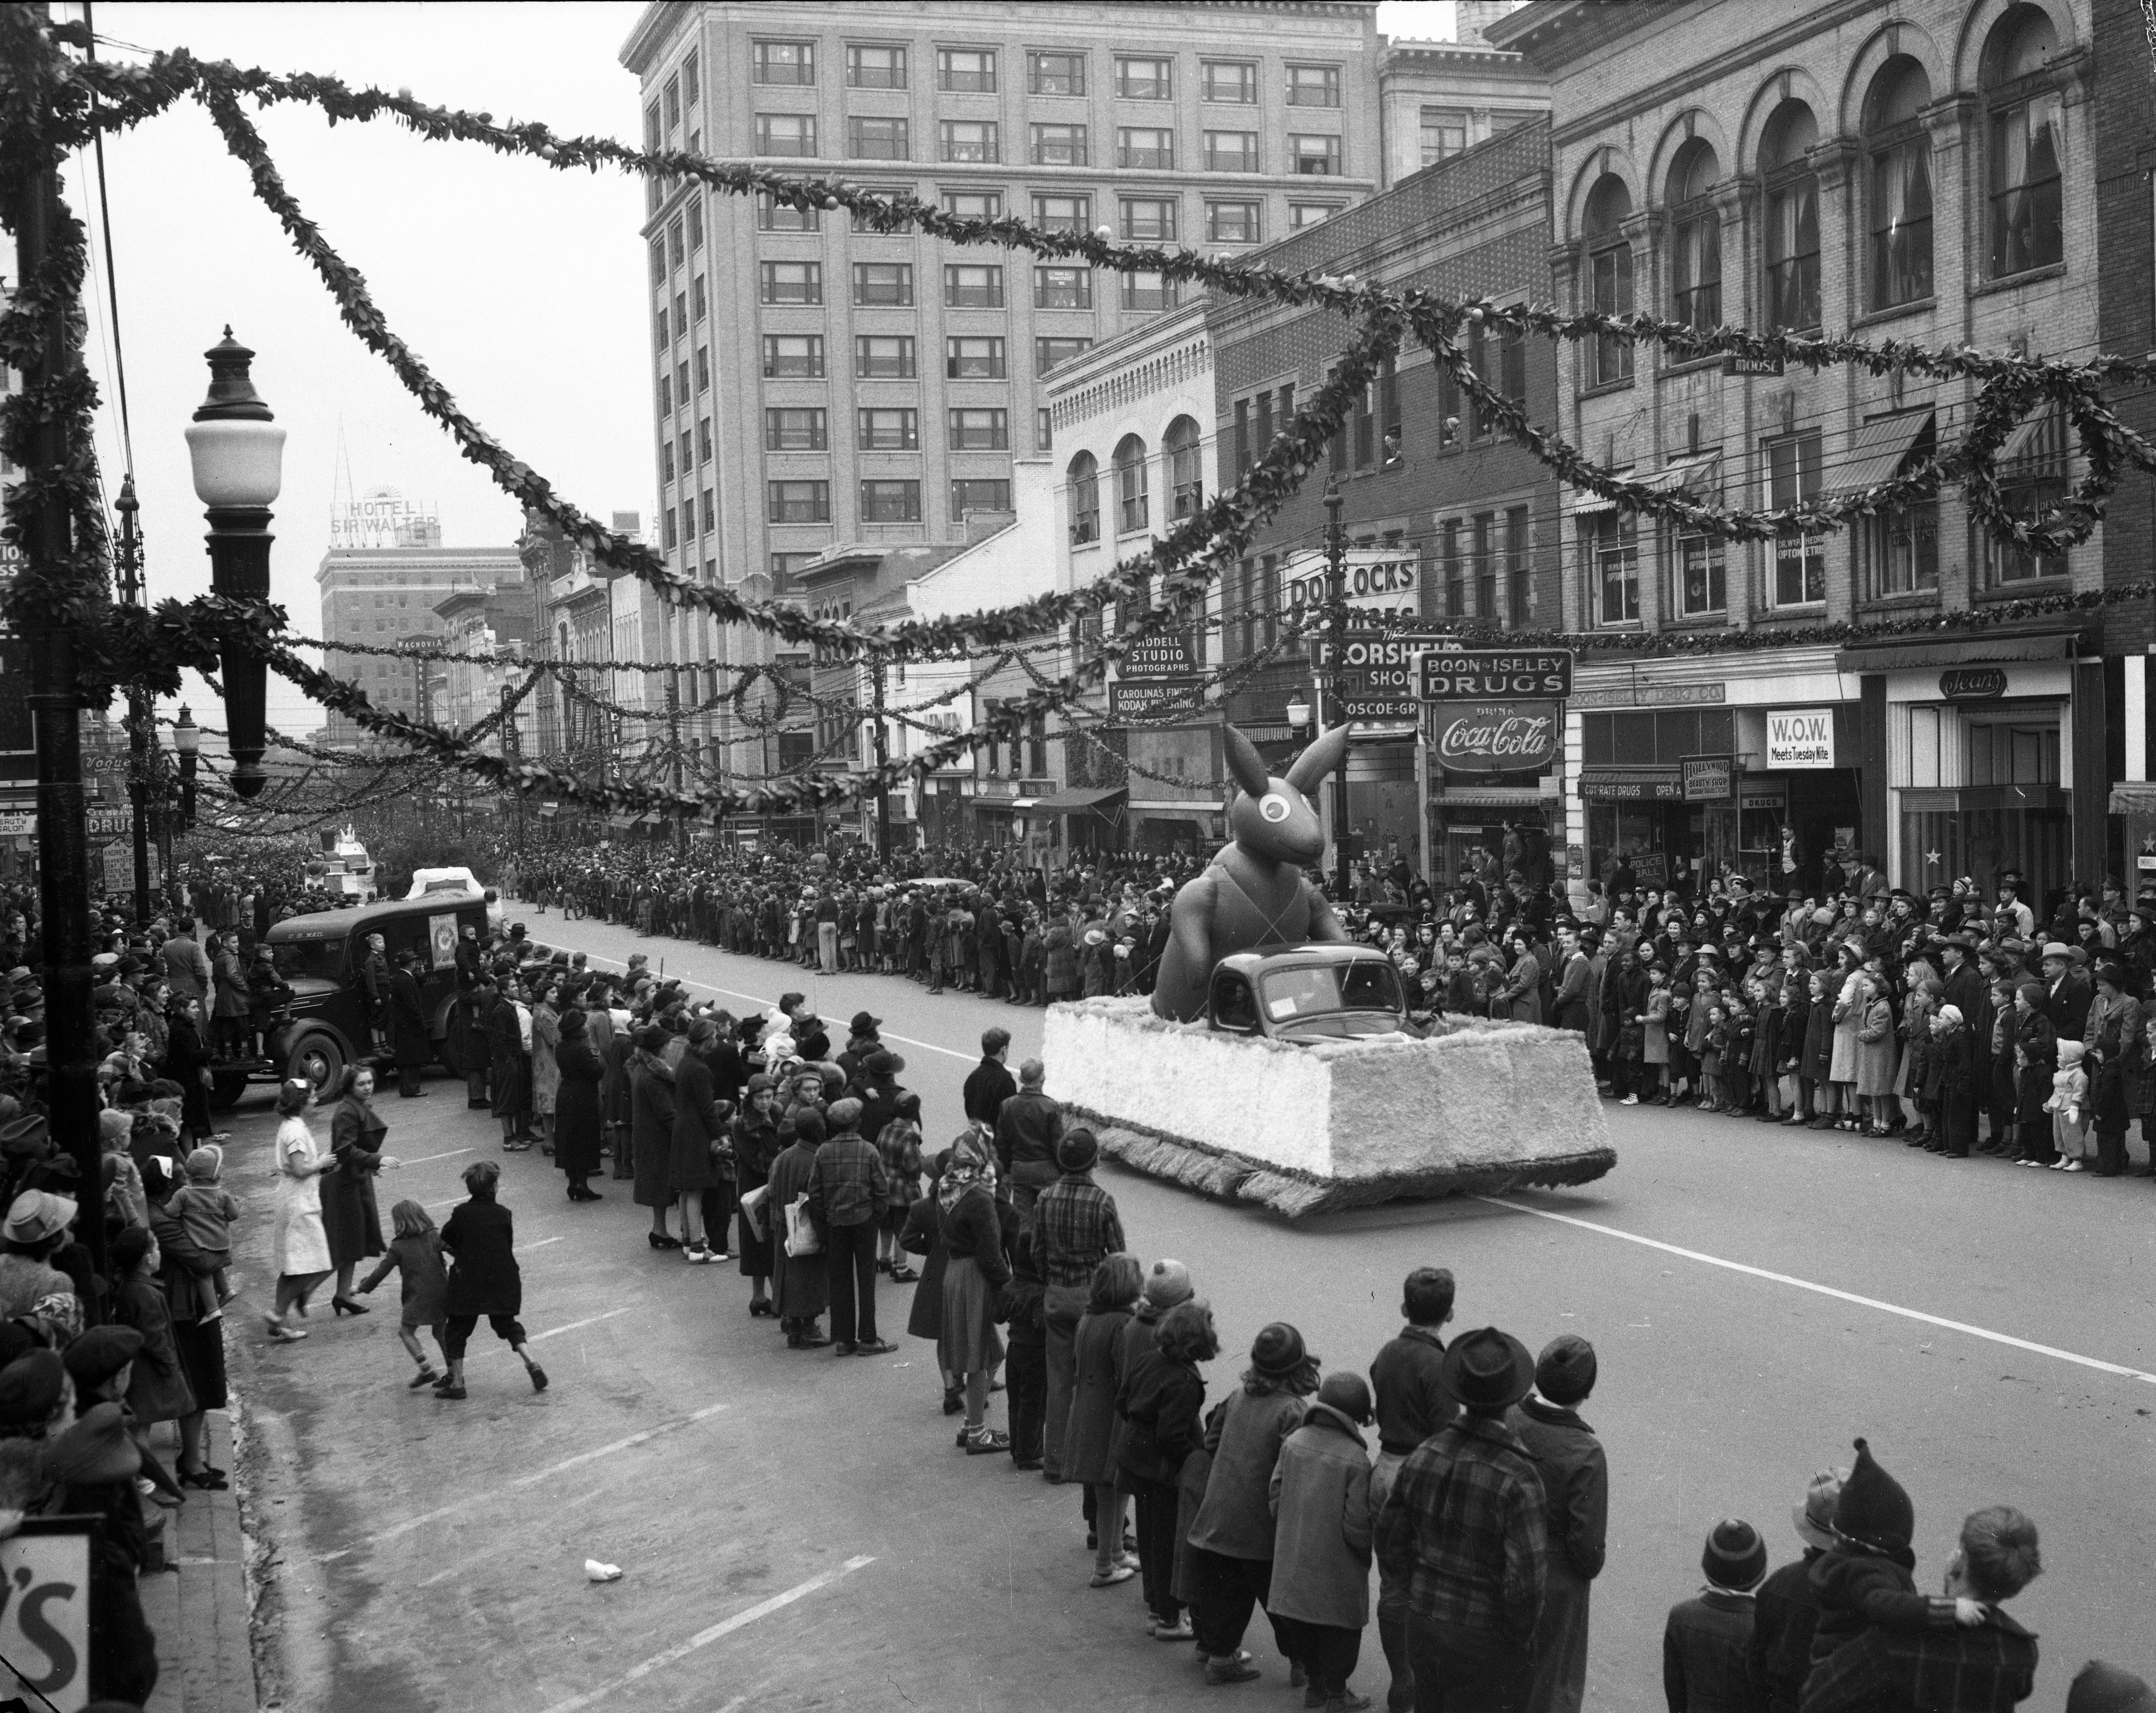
[1204,115,1562,881]
[1495,0,2102,909]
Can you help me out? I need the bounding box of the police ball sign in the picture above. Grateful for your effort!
[1765,708,1836,770]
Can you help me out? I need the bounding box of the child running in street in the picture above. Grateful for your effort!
[358,1199,452,1389]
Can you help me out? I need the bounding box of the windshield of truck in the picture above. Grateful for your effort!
[271,935,348,982]
[1258,960,1403,1023]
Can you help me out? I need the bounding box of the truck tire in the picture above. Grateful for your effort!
[287,1033,346,1102]
[208,1066,251,1112]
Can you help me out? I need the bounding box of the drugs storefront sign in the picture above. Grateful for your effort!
[1765,707,1836,768]
[1430,702,1558,775]
[1419,649,1574,701]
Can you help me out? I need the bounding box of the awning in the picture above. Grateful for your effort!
[1999,404,2059,467]
[536,805,559,819]
[604,814,635,831]
[1577,766,1684,803]
[972,797,1036,812]
[2111,783,2156,815]
[1826,410,1932,498]
[1566,454,1717,517]
[635,812,663,827]
[1834,631,2077,673]
[1031,785,1127,815]
[1433,785,1556,808]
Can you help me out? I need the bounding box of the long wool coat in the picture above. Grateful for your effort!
[1511,1397,1608,1713]
[553,1033,605,1179]
[441,1196,520,1317]
[1061,1304,1134,1487]
[669,1050,727,1194]
[1264,1404,1373,1631]
[766,1139,828,1321]
[529,1005,562,1117]
[629,1053,677,1211]
[322,1093,386,1267]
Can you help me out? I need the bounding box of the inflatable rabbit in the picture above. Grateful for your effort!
[1150,721,1351,1022]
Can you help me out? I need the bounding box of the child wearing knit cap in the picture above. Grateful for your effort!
[1663,1518,1766,1712]
[165,1144,238,1313]
[2046,1038,2090,1171]
[1807,1437,1985,1662]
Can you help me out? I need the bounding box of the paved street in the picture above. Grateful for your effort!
[226,913,2156,1711]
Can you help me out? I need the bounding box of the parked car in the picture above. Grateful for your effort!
[1205,943,1420,1044]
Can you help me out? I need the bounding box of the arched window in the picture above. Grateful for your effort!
[1582,174,1632,385]
[558,620,571,658]
[1759,100,1820,331]
[1068,452,1100,543]
[1164,417,1203,521]
[1865,58,1934,310]
[1114,434,1150,534]
[1666,139,1721,331]
[1984,6,2062,276]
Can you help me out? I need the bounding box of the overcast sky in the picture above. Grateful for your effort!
[72,1,1455,739]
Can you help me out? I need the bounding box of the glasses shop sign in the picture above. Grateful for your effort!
[1431,702,1559,775]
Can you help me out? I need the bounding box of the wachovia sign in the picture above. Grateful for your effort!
[1431,702,1559,774]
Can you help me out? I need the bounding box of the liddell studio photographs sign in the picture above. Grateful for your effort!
[1119,633,1198,680]
[1432,703,1559,775]
[1766,708,1837,769]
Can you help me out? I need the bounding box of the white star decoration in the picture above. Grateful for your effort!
[1925,851,1942,865]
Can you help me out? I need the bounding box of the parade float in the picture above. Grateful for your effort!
[1043,724,1614,1218]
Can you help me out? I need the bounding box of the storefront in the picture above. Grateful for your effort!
[1425,700,1559,885]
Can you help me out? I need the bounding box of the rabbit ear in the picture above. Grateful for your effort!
[1222,724,1271,799]
[1285,722,1352,795]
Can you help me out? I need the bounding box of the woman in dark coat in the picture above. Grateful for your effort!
[669,1021,731,1262]
[2013,983,2059,1165]
[733,1073,781,1312]
[165,996,215,1142]
[144,1160,226,1487]
[488,983,528,1150]
[628,1026,679,1249]
[937,1134,1012,1452]
[765,1108,829,1346]
[1066,1253,1142,1585]
[324,1064,393,1312]
[390,953,432,1096]
[436,1159,545,1400]
[553,1006,605,1202]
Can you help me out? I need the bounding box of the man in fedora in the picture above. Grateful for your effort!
[2038,941,2092,1042]
[1375,1326,1548,1712]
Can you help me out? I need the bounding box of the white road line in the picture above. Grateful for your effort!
[533,1307,632,1341]
[400,1148,474,1166]
[318,1402,731,1561]
[536,1555,875,1713]
[1475,1195,2156,1386]
[518,1236,563,1253]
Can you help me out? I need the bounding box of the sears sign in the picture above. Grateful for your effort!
[1765,708,1836,769]
[1431,703,1558,774]
[1419,649,1573,701]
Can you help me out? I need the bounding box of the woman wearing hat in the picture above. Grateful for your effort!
[266,1078,337,1342]
[629,1024,681,1249]
[0,1188,83,1347]
[554,1005,607,1203]
[767,1109,832,1348]
[324,1065,400,1315]
[732,1072,782,1311]
[2085,962,2143,1177]
[934,1133,1011,1451]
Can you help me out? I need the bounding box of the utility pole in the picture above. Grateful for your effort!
[13,129,104,1279]
[1322,476,1351,895]
[114,478,152,924]
[499,680,523,849]
[871,656,891,862]
[667,666,686,855]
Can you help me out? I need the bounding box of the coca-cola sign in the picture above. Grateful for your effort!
[1431,702,1559,775]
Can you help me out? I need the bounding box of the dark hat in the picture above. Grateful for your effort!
[2067,1662,2156,1713]
[1533,1334,1597,1406]
[0,1349,64,1428]
[863,1049,899,1078]
[1055,1129,1098,1172]
[1315,1370,1373,1424]
[1249,1322,1309,1378]
[1440,1326,1535,1411]
[1832,1437,1914,1551]
[1938,933,1975,951]
[61,1324,143,1392]
[848,1010,882,1035]
[0,1115,46,1157]
[1701,1518,1768,1591]
[2097,961,2132,991]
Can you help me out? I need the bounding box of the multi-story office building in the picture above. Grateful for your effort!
[315,540,521,745]
[621,0,1385,616]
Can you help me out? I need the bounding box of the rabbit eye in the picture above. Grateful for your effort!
[1259,793,1291,823]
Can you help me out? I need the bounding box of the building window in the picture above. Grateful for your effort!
[694,346,710,392]
[939,119,999,164]
[770,552,818,583]
[946,336,1006,379]
[857,407,918,450]
[952,478,1012,518]
[1031,123,1088,167]
[1287,64,1341,106]
[1984,9,2064,277]
[768,480,830,524]
[1121,271,1178,312]
[759,260,822,304]
[756,193,819,232]
[944,264,1004,308]
[692,277,706,322]
[697,417,712,463]
[1203,132,1259,175]
[1582,174,1632,386]
[1205,200,1261,243]
[686,202,703,251]
[846,43,906,88]
[1290,133,1342,175]
[848,115,909,161]
[1667,139,1721,331]
[1473,513,1497,616]
[656,373,671,417]
[1441,519,1464,616]
[648,236,665,285]
[1202,60,1257,104]
[1069,452,1100,543]
[763,334,824,379]
[661,440,676,485]
[1032,194,1090,233]
[1037,409,1053,452]
[855,335,915,378]
[1865,58,1934,310]
[850,189,913,234]
[1467,323,1525,437]
[1983,405,2068,584]
[676,358,688,401]
[667,217,684,270]
[859,479,922,523]
[1028,51,1085,96]
[1673,531,1726,616]
[664,506,679,550]
[700,489,715,534]
[1865,498,1939,597]
[938,48,996,92]
[1419,108,1467,167]
[1165,416,1203,521]
[1117,56,1173,99]
[1505,505,1531,625]
[942,189,1001,221]
[1290,203,1335,230]
[1036,336,1092,373]
[1118,127,1175,170]
[1034,265,1092,308]
[1588,514,1639,625]
[1120,197,1177,242]
[678,431,692,484]
[1766,430,1826,605]
[948,408,1009,450]
[754,112,816,157]
[654,306,669,349]
[1760,99,1822,331]
[1114,435,1150,534]
[764,407,826,451]
[852,262,913,306]
[752,41,814,85]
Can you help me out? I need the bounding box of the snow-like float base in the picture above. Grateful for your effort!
[1041,996,1615,1218]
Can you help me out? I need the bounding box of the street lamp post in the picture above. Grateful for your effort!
[173,706,199,832]
[184,329,282,801]
[1319,476,1352,892]
[114,477,153,924]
